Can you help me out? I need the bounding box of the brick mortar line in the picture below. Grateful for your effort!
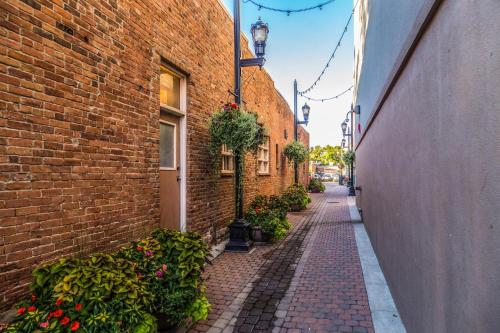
[205,198,323,332]
[271,198,325,330]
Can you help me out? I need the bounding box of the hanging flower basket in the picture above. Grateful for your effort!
[283,141,308,165]
[209,103,266,173]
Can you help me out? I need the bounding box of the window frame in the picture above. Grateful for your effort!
[257,137,270,175]
[160,65,186,116]
[159,119,177,171]
[221,144,235,175]
[275,143,280,170]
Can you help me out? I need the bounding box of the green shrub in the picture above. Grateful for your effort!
[308,178,326,193]
[282,184,311,211]
[7,254,154,333]
[118,229,209,327]
[268,195,289,220]
[6,229,209,333]
[246,195,291,241]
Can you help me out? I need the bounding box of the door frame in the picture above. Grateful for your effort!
[160,64,187,232]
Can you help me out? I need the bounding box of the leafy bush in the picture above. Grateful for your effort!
[5,229,209,333]
[268,195,289,220]
[118,229,209,327]
[308,178,326,193]
[246,195,291,241]
[7,254,153,333]
[282,184,311,211]
[283,141,308,165]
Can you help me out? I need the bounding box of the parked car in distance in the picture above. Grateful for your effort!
[313,173,322,179]
[321,174,333,182]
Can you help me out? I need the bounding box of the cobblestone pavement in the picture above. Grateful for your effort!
[189,185,374,333]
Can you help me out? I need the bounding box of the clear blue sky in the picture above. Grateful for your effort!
[222,0,354,147]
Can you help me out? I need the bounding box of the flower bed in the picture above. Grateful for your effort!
[246,195,291,242]
[4,229,209,333]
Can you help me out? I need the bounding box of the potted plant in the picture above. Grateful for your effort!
[282,184,311,211]
[246,195,291,243]
[308,178,326,193]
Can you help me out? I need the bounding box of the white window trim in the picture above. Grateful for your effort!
[160,65,186,117]
[258,138,270,175]
[159,120,176,171]
[221,144,235,175]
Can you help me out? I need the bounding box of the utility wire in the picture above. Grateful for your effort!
[298,0,359,95]
[301,85,353,102]
[243,0,337,15]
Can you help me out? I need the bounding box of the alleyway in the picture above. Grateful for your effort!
[190,184,375,333]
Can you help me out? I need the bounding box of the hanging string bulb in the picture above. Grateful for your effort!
[297,0,359,95]
[299,85,353,102]
[243,0,337,14]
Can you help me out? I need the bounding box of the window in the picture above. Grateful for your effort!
[160,121,176,169]
[221,144,234,174]
[160,66,181,111]
[275,144,280,169]
[257,137,270,175]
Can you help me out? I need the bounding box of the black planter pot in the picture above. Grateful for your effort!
[156,314,177,333]
[250,226,271,243]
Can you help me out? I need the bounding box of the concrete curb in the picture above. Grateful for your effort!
[348,197,407,333]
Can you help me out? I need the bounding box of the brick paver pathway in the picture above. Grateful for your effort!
[190,185,374,333]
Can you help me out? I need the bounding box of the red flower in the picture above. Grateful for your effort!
[28,306,36,312]
[40,321,49,328]
[230,103,238,109]
[75,303,82,311]
[60,317,70,325]
[17,307,26,315]
[55,299,63,306]
[70,321,80,331]
[31,294,37,302]
[52,309,64,318]
[136,245,143,251]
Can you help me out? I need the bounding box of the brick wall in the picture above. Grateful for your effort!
[0,0,309,309]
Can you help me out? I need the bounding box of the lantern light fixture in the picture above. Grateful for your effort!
[251,17,269,58]
[341,121,347,134]
[302,103,310,123]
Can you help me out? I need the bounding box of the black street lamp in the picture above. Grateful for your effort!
[226,0,269,252]
[341,105,360,196]
[250,18,269,58]
[292,80,311,183]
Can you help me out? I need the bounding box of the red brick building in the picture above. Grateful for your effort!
[0,0,309,309]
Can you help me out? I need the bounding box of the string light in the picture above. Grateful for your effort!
[298,0,359,95]
[301,85,353,102]
[243,0,337,15]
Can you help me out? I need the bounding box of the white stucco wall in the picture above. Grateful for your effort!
[354,0,428,140]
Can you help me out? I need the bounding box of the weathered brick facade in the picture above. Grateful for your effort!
[0,0,309,309]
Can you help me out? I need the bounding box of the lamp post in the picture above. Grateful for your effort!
[293,80,311,183]
[341,105,360,196]
[226,0,269,252]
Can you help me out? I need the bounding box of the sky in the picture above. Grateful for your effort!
[222,0,354,147]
